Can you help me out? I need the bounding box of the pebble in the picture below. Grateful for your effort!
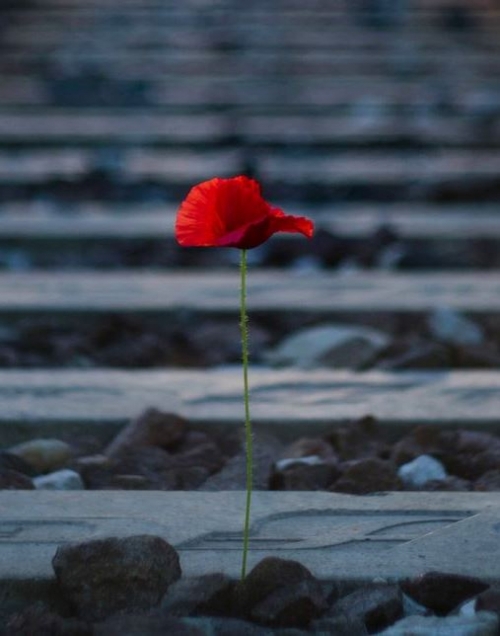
[33,468,84,490]
[8,439,73,474]
[398,454,447,488]
[428,307,484,346]
[377,611,498,635]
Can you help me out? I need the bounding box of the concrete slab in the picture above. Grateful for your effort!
[0,271,496,314]
[0,491,499,614]
[0,369,498,444]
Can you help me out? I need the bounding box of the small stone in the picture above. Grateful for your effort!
[250,578,329,628]
[423,476,472,492]
[330,458,401,495]
[327,415,389,461]
[279,437,337,462]
[0,451,37,477]
[428,307,484,346]
[34,469,84,490]
[398,454,447,488]
[474,470,500,491]
[0,468,34,490]
[326,585,403,633]
[401,572,489,615]
[265,323,389,369]
[310,615,368,635]
[391,426,448,466]
[52,534,181,621]
[477,586,500,620]
[377,611,498,635]
[5,602,92,636]
[234,557,314,617]
[161,573,235,617]
[271,461,340,491]
[377,341,450,370]
[8,439,73,474]
[105,408,187,458]
[93,614,207,636]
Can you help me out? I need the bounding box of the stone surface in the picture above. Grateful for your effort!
[4,602,92,636]
[52,534,181,621]
[33,469,84,490]
[378,611,498,635]
[160,573,235,618]
[330,458,401,494]
[8,439,73,474]
[1,369,500,446]
[264,323,389,369]
[398,454,447,488]
[0,468,34,490]
[0,490,499,615]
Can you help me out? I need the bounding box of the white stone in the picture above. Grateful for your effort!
[33,469,84,491]
[398,454,447,488]
[379,612,498,635]
[275,455,324,471]
[264,323,390,369]
[428,307,484,346]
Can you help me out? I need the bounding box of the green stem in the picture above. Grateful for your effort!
[240,248,252,580]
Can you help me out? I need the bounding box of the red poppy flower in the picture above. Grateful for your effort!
[175,176,314,249]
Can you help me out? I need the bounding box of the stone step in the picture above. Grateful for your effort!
[0,149,499,188]
[0,270,495,316]
[0,368,498,445]
[0,112,498,147]
[0,204,498,241]
[0,490,499,616]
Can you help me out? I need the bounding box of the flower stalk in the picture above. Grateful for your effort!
[240,248,253,580]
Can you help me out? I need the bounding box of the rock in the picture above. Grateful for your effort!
[453,343,500,369]
[330,458,401,495]
[377,611,498,635]
[105,408,187,458]
[377,341,450,370]
[52,534,181,621]
[4,602,92,636]
[264,323,389,370]
[448,448,500,481]
[423,476,472,492]
[0,468,34,490]
[161,573,235,617]
[94,614,207,636]
[391,426,449,466]
[234,557,314,617]
[474,470,500,491]
[33,469,85,490]
[278,437,337,462]
[327,415,389,461]
[477,586,500,620]
[250,578,329,628]
[0,451,37,477]
[401,572,490,615]
[310,615,368,635]
[428,307,484,346]
[199,432,281,491]
[398,454,447,488]
[8,439,73,474]
[326,585,403,633]
[271,460,340,491]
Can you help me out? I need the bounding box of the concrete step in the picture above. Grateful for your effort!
[0,270,495,316]
[0,111,498,148]
[0,490,498,615]
[0,368,498,445]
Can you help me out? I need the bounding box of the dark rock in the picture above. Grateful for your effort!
[0,468,34,490]
[250,578,329,628]
[391,426,448,466]
[377,341,450,370]
[330,458,401,494]
[326,585,403,633]
[476,586,500,620]
[4,602,91,636]
[234,557,314,617]
[423,476,472,491]
[326,416,389,461]
[0,451,37,477]
[453,343,500,368]
[279,436,337,461]
[52,534,181,621]
[401,571,489,615]
[103,446,179,490]
[446,448,500,481]
[199,432,281,491]
[270,461,340,491]
[161,573,235,617]
[93,614,206,636]
[310,615,368,635]
[474,469,500,491]
[105,408,187,457]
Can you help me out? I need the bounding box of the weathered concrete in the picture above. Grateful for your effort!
[0,491,499,616]
[0,369,498,445]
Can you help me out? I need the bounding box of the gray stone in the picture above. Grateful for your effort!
[4,602,92,636]
[265,323,389,369]
[33,469,84,490]
[378,611,498,635]
[428,307,484,346]
[0,468,34,490]
[8,439,73,474]
[161,573,234,617]
[326,585,403,633]
[52,534,181,621]
[398,455,447,488]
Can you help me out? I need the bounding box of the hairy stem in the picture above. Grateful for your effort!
[240,248,252,580]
